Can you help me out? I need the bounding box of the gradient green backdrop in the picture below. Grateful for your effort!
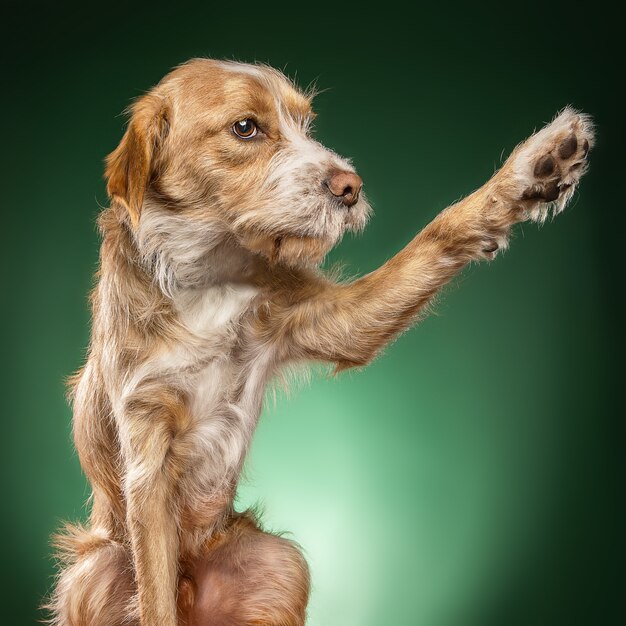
[2,2,623,624]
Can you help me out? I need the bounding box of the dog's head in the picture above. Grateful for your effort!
[105,59,371,273]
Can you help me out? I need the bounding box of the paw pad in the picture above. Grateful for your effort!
[558,133,578,159]
[517,107,594,221]
[534,154,556,178]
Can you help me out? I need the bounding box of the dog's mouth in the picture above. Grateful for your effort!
[231,190,371,267]
[345,197,371,227]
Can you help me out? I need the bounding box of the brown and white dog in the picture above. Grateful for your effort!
[48,58,594,626]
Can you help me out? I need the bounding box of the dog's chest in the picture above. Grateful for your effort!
[164,283,274,486]
[176,283,257,339]
[170,283,263,414]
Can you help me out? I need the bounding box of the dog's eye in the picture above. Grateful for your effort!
[232,119,258,139]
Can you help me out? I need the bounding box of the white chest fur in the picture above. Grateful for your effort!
[172,281,263,414]
[113,279,276,513]
[170,282,274,493]
[175,283,259,341]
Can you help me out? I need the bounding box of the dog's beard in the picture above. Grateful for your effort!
[234,192,369,237]
[231,139,371,253]
[232,191,371,266]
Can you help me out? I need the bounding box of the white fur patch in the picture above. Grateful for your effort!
[216,60,266,80]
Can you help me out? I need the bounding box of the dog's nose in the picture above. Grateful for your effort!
[325,169,363,207]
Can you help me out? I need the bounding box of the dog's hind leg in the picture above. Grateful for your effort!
[181,512,310,626]
[46,525,138,626]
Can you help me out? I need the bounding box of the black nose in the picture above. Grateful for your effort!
[325,169,363,207]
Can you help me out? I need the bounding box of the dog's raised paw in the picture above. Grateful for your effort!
[511,107,595,223]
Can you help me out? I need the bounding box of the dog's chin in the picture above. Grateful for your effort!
[234,196,371,268]
[238,230,338,268]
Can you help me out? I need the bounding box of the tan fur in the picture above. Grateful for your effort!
[47,58,594,626]
[181,513,310,626]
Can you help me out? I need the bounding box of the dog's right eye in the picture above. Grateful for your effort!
[232,119,258,139]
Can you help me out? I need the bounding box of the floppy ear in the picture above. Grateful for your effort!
[105,94,169,228]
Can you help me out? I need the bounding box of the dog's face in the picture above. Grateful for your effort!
[106,59,371,269]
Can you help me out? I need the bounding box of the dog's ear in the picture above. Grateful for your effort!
[105,94,169,228]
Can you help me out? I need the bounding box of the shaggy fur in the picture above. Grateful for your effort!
[47,58,594,626]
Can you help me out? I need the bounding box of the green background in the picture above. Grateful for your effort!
[2,2,623,624]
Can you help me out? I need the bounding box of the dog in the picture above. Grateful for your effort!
[47,58,594,626]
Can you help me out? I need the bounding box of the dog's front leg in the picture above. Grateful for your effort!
[119,385,191,626]
[266,109,594,368]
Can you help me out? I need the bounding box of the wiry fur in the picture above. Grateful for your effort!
[46,58,594,626]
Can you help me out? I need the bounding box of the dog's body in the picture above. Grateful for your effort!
[48,59,594,626]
